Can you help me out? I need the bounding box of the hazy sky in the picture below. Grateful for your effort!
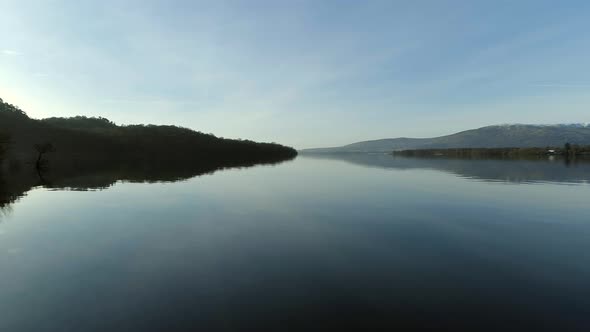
[1,1,589,148]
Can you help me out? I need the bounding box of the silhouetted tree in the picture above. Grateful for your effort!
[34,143,56,169]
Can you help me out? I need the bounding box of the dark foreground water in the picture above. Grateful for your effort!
[1,154,589,331]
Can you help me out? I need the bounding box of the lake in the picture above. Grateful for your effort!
[1,154,589,331]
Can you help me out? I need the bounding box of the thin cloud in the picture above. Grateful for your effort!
[1,50,21,56]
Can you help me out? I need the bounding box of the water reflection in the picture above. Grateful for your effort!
[1,154,589,331]
[3,153,588,211]
[303,153,590,184]
[0,156,295,210]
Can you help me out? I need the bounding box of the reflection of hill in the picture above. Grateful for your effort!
[303,153,590,184]
[0,156,295,210]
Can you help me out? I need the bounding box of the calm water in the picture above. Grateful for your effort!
[1,154,590,331]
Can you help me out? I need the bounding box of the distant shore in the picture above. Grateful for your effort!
[393,146,590,159]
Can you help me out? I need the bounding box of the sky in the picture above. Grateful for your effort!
[1,0,589,149]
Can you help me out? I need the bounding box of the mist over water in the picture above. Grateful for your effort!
[1,155,589,331]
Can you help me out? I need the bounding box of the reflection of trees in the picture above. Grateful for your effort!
[0,169,40,213]
[0,155,296,213]
[0,204,13,223]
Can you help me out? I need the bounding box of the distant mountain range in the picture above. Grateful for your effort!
[301,124,590,153]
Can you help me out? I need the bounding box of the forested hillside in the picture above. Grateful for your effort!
[0,97,297,167]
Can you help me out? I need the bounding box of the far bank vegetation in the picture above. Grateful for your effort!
[393,145,590,159]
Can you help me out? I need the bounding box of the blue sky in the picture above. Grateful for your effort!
[1,0,589,148]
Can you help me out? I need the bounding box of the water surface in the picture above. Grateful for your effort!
[1,154,589,331]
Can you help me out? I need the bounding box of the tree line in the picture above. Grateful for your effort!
[0,97,297,169]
